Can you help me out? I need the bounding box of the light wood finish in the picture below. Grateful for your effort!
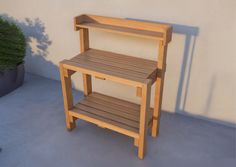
[60,14,172,159]
[62,49,158,84]
[69,92,153,138]
[59,64,76,130]
[151,41,168,137]
[80,28,92,96]
[136,87,142,97]
[134,138,139,147]
[138,80,151,159]
[95,76,106,80]
[74,14,172,43]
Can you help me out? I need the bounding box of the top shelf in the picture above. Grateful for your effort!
[74,14,172,44]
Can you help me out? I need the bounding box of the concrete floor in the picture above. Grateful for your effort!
[0,74,235,167]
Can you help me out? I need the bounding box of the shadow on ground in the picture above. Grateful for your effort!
[0,74,235,167]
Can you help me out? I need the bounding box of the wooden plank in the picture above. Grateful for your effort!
[151,41,168,137]
[61,61,144,87]
[59,64,76,130]
[73,54,153,76]
[79,49,157,68]
[76,104,139,128]
[82,74,92,96]
[80,28,89,52]
[95,76,106,80]
[82,96,140,119]
[91,92,140,110]
[138,80,152,159]
[80,28,92,96]
[74,14,172,43]
[62,60,147,84]
[89,93,154,122]
[69,109,139,138]
[134,138,139,147]
[71,56,149,79]
[76,23,164,40]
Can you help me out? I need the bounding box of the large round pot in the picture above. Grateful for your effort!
[0,63,25,97]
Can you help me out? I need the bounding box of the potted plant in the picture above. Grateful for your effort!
[0,17,26,97]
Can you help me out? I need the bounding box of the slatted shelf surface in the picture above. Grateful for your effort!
[69,92,153,137]
[62,49,157,84]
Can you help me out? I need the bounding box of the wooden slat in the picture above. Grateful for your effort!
[63,60,146,83]
[72,49,156,74]
[83,97,140,118]
[83,49,157,67]
[70,92,153,138]
[70,49,157,79]
[76,14,171,32]
[83,97,139,117]
[64,49,157,84]
[138,80,152,159]
[151,41,168,137]
[90,92,140,110]
[76,104,139,128]
[90,93,154,122]
[69,110,139,138]
[80,28,92,96]
[61,61,144,87]
[71,57,148,79]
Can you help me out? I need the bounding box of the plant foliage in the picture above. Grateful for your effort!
[0,17,26,70]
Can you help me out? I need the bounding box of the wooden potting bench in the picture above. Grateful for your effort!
[59,14,172,159]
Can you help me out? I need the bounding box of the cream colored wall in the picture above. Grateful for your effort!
[1,0,235,125]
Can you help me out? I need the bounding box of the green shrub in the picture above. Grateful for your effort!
[0,17,26,71]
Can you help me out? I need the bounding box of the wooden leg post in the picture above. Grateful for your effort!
[134,138,139,147]
[59,64,76,131]
[83,74,92,96]
[151,77,164,137]
[151,41,167,137]
[138,80,151,159]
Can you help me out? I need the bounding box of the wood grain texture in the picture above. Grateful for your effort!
[74,14,172,43]
[151,41,168,137]
[138,80,152,159]
[59,64,76,130]
[63,49,158,84]
[59,14,172,159]
[69,92,153,138]
[80,28,92,96]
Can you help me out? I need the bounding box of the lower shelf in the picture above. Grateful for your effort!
[69,92,153,138]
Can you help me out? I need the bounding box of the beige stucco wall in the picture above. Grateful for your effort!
[1,0,235,125]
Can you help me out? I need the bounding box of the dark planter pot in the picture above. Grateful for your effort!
[0,63,25,97]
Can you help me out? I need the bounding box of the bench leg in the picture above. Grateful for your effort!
[59,64,76,130]
[83,74,92,96]
[134,138,139,147]
[138,82,151,159]
[151,77,165,137]
[151,42,167,138]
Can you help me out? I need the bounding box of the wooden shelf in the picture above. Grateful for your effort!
[74,14,172,43]
[76,22,164,40]
[62,49,158,85]
[69,92,153,138]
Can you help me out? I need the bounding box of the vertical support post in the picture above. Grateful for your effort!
[80,28,92,96]
[59,64,76,130]
[138,80,151,159]
[151,41,168,137]
[134,138,139,147]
